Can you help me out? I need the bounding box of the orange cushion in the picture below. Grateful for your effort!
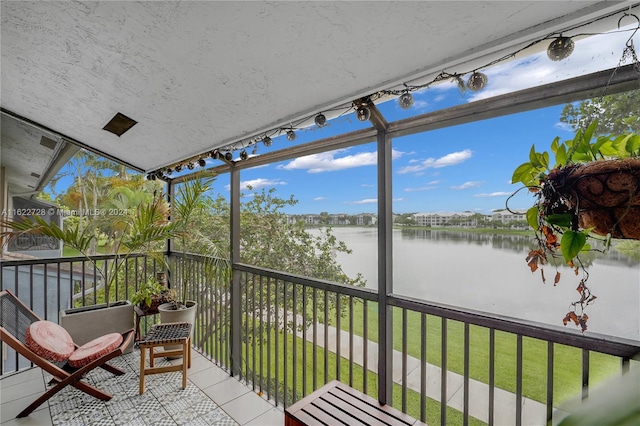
[25,321,75,362]
[68,332,123,368]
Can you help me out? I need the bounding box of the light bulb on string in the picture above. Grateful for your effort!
[398,92,414,109]
[240,150,248,160]
[314,113,327,127]
[210,150,219,160]
[356,106,371,121]
[286,129,296,141]
[263,136,272,147]
[224,152,233,161]
[198,158,206,167]
[175,164,183,172]
[547,36,574,61]
[467,71,488,91]
[187,163,195,170]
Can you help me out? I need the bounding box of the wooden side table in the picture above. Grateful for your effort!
[138,322,192,395]
[285,380,426,426]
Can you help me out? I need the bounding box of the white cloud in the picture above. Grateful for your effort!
[314,196,326,201]
[225,178,286,191]
[361,183,375,188]
[474,191,512,198]
[451,181,483,190]
[280,148,404,173]
[397,149,472,174]
[404,180,440,192]
[345,198,377,205]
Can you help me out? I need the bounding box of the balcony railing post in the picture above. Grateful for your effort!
[230,165,242,377]
[376,119,393,404]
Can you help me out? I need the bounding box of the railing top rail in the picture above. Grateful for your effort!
[234,262,378,301]
[389,294,640,359]
[0,253,149,267]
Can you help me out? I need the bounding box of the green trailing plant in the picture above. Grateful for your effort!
[509,120,640,330]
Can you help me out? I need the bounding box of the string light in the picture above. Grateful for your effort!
[467,71,488,91]
[398,92,414,109]
[315,113,327,127]
[197,158,206,167]
[547,36,575,61]
[151,8,637,177]
[356,106,371,121]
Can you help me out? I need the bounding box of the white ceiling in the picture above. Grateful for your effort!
[1,0,636,187]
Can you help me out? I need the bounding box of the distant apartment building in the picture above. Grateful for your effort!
[412,212,479,227]
[492,209,527,224]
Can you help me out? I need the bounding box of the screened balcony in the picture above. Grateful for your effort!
[2,2,640,426]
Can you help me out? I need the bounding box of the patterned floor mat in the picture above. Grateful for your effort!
[44,350,238,426]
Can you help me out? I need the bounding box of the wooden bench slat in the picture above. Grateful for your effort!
[322,392,390,426]
[312,398,366,425]
[304,403,350,425]
[285,409,330,426]
[333,382,423,425]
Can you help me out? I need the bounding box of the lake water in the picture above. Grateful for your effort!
[320,227,640,341]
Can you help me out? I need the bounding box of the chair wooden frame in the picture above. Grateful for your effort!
[0,289,135,418]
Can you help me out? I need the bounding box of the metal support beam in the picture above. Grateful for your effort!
[230,165,242,377]
[375,103,393,405]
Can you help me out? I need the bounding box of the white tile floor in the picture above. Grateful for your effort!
[0,349,284,426]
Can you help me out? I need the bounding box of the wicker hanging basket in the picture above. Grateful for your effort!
[545,158,640,239]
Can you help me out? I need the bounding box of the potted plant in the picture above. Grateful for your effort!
[131,273,176,313]
[509,120,640,330]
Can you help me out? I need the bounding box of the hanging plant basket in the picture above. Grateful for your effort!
[544,157,640,239]
[510,121,640,332]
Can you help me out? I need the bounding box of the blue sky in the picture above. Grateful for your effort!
[49,24,637,216]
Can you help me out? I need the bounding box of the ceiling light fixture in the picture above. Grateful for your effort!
[240,150,248,160]
[263,136,272,147]
[286,129,296,141]
[198,158,206,167]
[547,36,574,61]
[175,164,183,172]
[187,163,195,170]
[224,152,233,161]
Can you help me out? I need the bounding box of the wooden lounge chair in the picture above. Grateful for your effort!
[0,289,134,418]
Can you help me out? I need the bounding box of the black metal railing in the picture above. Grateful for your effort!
[2,255,639,425]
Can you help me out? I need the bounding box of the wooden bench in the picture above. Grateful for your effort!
[285,380,426,426]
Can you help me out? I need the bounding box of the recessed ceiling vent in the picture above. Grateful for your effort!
[30,172,41,178]
[39,136,57,150]
[103,112,137,137]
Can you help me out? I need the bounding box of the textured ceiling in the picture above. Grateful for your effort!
[1,1,635,187]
